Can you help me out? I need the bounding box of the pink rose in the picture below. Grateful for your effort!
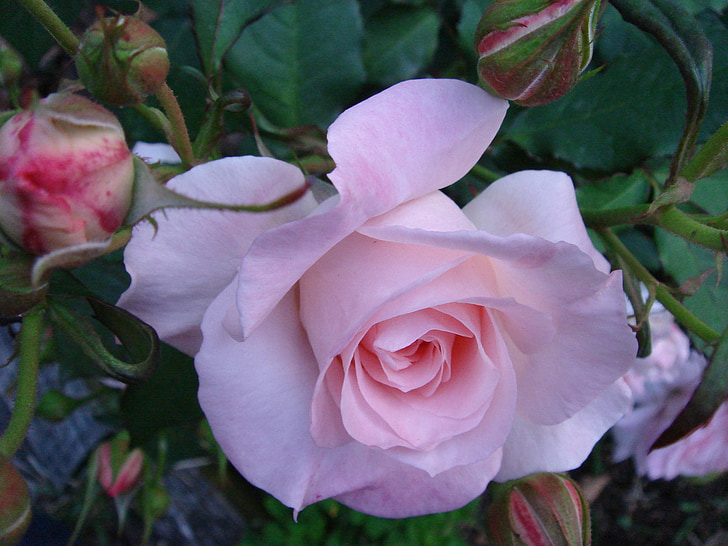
[612,308,728,479]
[119,79,636,517]
[0,93,134,255]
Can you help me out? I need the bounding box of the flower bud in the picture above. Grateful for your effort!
[0,93,134,255]
[96,433,144,498]
[475,0,601,106]
[76,15,170,106]
[486,473,591,546]
[0,455,32,546]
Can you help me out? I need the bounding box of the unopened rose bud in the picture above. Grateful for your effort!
[96,433,144,498]
[475,0,601,106]
[0,93,134,255]
[486,473,591,546]
[76,15,170,106]
[0,455,32,546]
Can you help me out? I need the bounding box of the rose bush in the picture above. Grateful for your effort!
[613,306,728,480]
[119,79,636,517]
[0,92,134,255]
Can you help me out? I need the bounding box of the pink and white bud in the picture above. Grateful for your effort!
[475,0,601,106]
[486,473,591,546]
[97,438,144,498]
[0,93,134,255]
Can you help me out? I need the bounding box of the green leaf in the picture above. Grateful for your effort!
[690,168,728,215]
[609,0,712,181]
[225,0,366,127]
[656,228,728,336]
[191,0,289,77]
[653,323,728,448]
[47,297,160,384]
[121,343,203,446]
[576,170,651,210]
[457,0,493,55]
[682,118,728,183]
[363,6,440,87]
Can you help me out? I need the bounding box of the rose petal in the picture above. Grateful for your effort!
[118,157,315,354]
[236,80,508,337]
[495,379,632,481]
[197,281,502,517]
[644,402,728,480]
[463,170,609,272]
[357,224,637,423]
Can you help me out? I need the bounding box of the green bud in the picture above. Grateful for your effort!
[486,473,591,546]
[0,455,31,546]
[76,15,170,106]
[475,0,601,106]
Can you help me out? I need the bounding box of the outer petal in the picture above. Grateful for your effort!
[235,79,508,336]
[495,379,632,481]
[118,157,315,354]
[463,170,609,272]
[644,402,728,479]
[197,282,500,517]
[357,224,637,423]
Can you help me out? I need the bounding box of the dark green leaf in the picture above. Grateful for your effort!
[653,323,728,448]
[121,343,203,446]
[191,0,289,77]
[225,0,366,127]
[576,170,652,210]
[363,6,440,87]
[47,298,160,384]
[609,0,712,181]
[656,228,728,335]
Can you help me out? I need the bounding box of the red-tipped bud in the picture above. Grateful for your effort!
[76,15,170,106]
[0,93,134,256]
[96,433,144,498]
[486,473,591,546]
[0,455,32,546]
[475,0,601,106]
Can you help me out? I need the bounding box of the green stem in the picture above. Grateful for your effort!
[597,228,720,344]
[155,83,195,168]
[15,0,79,55]
[581,204,652,228]
[0,305,44,458]
[468,163,501,183]
[655,206,728,252]
[133,104,175,145]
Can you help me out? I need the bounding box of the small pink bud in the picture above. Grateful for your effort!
[96,433,144,498]
[76,15,170,106]
[486,473,591,546]
[0,93,134,255]
[475,0,602,106]
[0,455,32,546]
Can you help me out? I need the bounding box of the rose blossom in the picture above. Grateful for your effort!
[612,306,728,480]
[0,93,134,255]
[119,79,636,517]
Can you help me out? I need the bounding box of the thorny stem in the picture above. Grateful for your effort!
[155,83,195,168]
[0,305,44,458]
[597,228,720,345]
